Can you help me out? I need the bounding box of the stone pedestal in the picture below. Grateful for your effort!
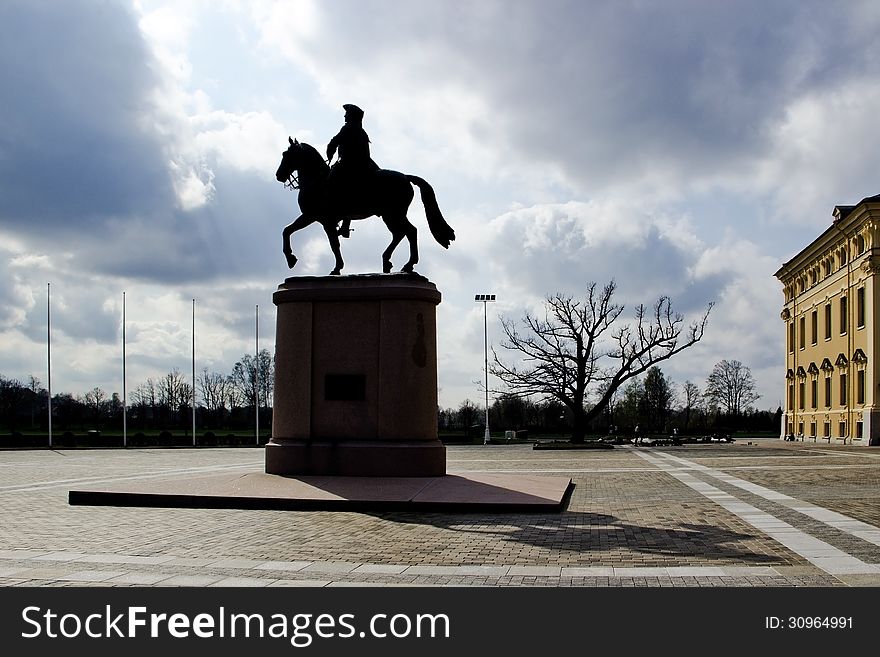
[266,273,445,477]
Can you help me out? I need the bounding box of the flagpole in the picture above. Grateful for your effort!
[47,282,52,449]
[255,304,259,446]
[122,291,127,448]
[192,298,196,447]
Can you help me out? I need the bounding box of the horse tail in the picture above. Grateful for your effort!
[407,175,455,249]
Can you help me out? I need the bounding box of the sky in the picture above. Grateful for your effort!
[2,0,880,412]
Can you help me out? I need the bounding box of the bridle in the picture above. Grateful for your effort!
[281,145,300,190]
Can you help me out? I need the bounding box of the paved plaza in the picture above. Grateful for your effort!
[0,440,878,587]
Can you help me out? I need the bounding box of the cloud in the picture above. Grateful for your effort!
[483,200,715,310]
[0,1,175,229]
[252,0,880,207]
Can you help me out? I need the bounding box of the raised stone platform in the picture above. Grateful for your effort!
[68,472,574,513]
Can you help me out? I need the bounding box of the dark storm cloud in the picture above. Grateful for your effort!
[293,0,877,193]
[0,2,251,289]
[0,1,175,227]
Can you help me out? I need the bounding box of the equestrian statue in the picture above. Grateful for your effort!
[275,104,455,275]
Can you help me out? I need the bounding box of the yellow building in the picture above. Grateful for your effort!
[775,194,880,445]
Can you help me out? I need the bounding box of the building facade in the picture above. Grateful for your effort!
[775,194,880,445]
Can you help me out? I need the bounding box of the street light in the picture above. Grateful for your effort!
[474,294,496,444]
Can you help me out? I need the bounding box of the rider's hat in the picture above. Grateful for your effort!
[343,104,364,120]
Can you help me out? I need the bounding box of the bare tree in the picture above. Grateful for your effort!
[199,369,228,426]
[157,369,187,425]
[595,379,621,431]
[643,367,675,432]
[492,280,712,442]
[704,359,760,418]
[224,374,244,412]
[82,387,107,428]
[455,399,481,434]
[231,350,274,415]
[27,375,42,428]
[0,375,26,431]
[681,380,702,430]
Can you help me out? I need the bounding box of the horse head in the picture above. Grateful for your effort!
[275,136,300,183]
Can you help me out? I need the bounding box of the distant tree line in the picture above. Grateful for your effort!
[0,350,274,434]
[442,361,779,439]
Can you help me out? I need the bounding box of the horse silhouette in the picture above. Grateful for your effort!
[275,138,455,275]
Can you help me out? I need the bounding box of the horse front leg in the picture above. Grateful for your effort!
[282,214,315,269]
[322,222,345,275]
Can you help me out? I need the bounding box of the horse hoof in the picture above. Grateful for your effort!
[402,263,414,273]
[285,253,298,269]
[329,269,341,276]
[382,261,392,274]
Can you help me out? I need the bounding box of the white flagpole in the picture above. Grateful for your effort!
[122,291,127,448]
[255,304,259,446]
[192,298,196,447]
[47,282,52,449]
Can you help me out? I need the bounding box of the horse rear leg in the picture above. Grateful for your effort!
[401,218,419,272]
[381,220,405,273]
[322,222,345,275]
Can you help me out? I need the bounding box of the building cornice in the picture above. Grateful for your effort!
[774,198,880,283]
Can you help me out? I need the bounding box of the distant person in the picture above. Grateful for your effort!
[634,425,640,445]
[326,104,380,237]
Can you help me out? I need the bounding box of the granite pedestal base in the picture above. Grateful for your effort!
[267,273,445,477]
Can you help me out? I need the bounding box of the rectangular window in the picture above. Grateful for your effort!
[810,422,816,437]
[857,370,865,404]
[839,421,847,437]
[824,377,832,407]
[857,287,865,328]
[811,380,817,409]
[798,421,804,436]
[840,296,848,334]
[825,303,832,339]
[788,322,795,353]
[800,316,805,349]
[823,421,831,438]
[840,373,848,405]
[799,381,805,409]
[857,421,864,440]
[788,383,794,411]
[811,310,818,344]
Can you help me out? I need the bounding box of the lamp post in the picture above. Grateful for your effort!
[474,294,496,444]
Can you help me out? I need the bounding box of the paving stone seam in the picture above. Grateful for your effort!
[629,449,879,576]
[640,464,880,564]
[652,451,880,549]
[0,552,791,579]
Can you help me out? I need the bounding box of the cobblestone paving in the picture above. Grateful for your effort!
[0,441,876,586]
